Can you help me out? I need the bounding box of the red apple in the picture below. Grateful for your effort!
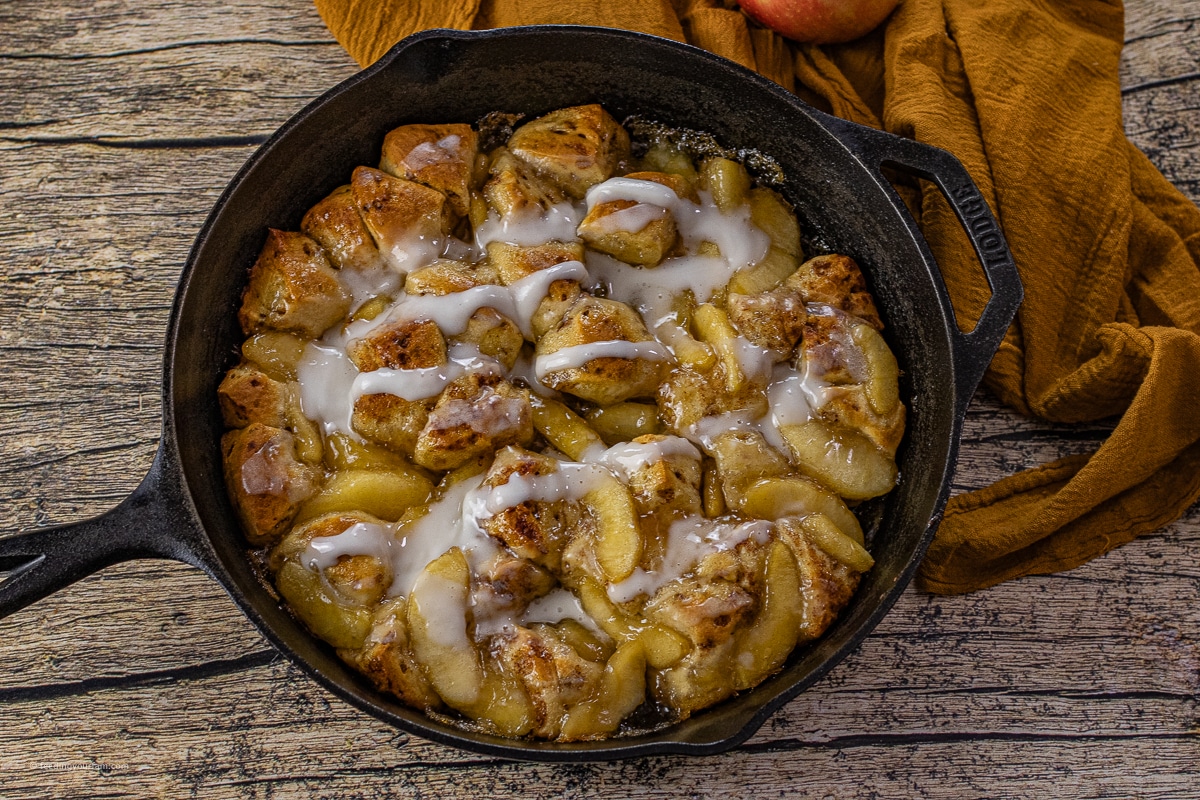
[739,0,902,44]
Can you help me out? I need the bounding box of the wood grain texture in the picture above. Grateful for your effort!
[0,1,1197,798]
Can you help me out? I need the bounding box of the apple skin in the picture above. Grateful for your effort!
[739,0,902,44]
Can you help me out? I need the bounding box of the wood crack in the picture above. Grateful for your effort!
[0,39,339,61]
[0,440,158,475]
[1122,71,1200,95]
[0,650,279,705]
[740,729,1200,752]
[0,134,269,150]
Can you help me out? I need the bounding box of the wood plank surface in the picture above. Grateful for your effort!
[1,1,1197,798]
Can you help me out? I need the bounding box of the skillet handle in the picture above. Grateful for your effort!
[816,113,1024,410]
[0,446,207,620]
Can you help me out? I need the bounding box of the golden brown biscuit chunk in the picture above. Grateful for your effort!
[646,576,757,651]
[798,306,865,386]
[483,149,566,217]
[379,123,478,218]
[819,387,907,457]
[508,105,631,199]
[222,423,319,547]
[620,435,704,553]
[656,361,769,434]
[482,447,586,570]
[495,626,604,740]
[577,171,690,267]
[301,184,382,274]
[351,393,433,455]
[238,229,351,337]
[623,438,704,520]
[413,376,533,471]
[726,289,808,353]
[474,552,557,612]
[220,362,323,465]
[647,539,767,715]
[451,308,524,369]
[536,295,665,404]
[786,254,883,330]
[775,518,862,641]
[346,319,447,453]
[404,259,499,296]
[351,167,452,271]
[529,278,584,340]
[488,240,585,286]
[349,599,444,712]
[218,363,291,429]
[347,319,447,372]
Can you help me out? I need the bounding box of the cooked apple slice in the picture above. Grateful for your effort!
[733,539,803,690]
[584,472,643,583]
[405,548,484,709]
[739,475,864,544]
[560,640,647,740]
[276,561,373,651]
[779,419,898,500]
[797,512,874,573]
[852,322,901,415]
[296,467,434,523]
[573,577,688,669]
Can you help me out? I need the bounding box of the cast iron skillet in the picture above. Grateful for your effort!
[0,26,1021,760]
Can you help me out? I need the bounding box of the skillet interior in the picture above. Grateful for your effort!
[169,26,960,759]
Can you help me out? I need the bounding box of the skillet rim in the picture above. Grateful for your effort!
[162,24,1004,761]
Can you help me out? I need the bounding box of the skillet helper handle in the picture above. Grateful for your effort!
[820,114,1024,410]
[0,447,196,620]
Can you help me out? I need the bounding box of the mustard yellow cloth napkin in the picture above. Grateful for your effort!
[312,0,1200,593]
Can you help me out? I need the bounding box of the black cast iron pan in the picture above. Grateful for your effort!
[0,26,1021,760]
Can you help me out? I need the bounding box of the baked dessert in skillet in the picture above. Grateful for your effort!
[219,104,905,741]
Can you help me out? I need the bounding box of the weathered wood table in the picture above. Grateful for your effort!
[1,1,1196,796]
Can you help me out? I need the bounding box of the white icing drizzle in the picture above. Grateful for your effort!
[344,259,590,346]
[521,587,604,634]
[590,436,701,479]
[534,339,670,380]
[476,462,609,516]
[507,347,557,397]
[304,521,393,571]
[682,360,833,457]
[337,262,403,310]
[607,517,774,603]
[297,476,502,601]
[730,335,779,384]
[392,283,517,336]
[379,233,444,274]
[296,342,360,437]
[475,202,583,248]
[417,573,476,655]
[585,250,728,326]
[508,260,591,339]
[768,358,832,431]
[473,585,605,640]
[585,178,769,275]
[431,391,528,438]
[351,344,504,403]
[684,409,776,452]
[588,202,669,234]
